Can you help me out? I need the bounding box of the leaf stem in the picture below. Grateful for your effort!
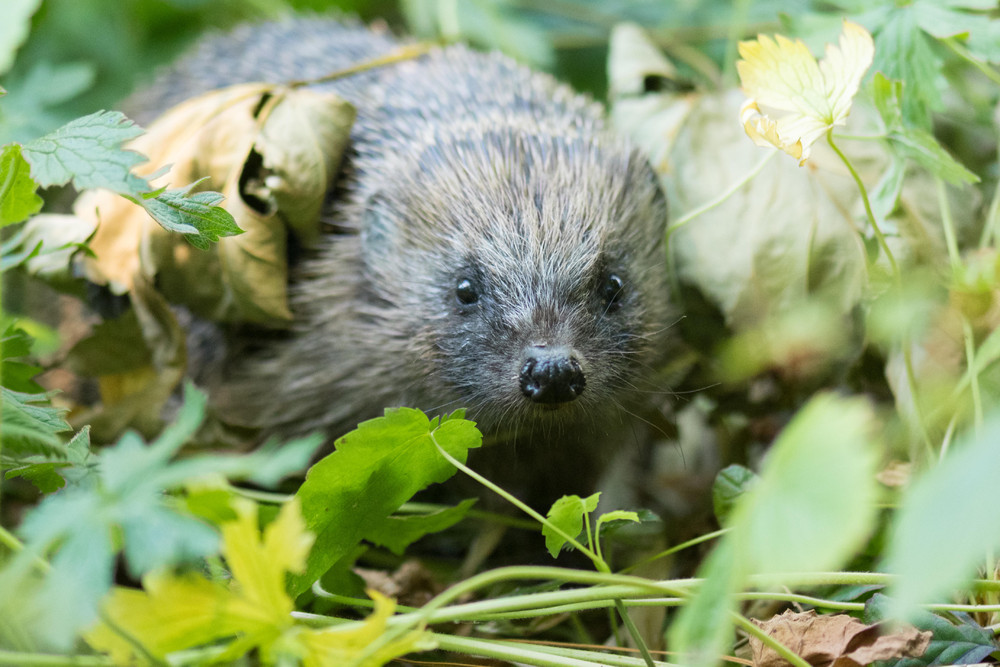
[979,175,1000,249]
[827,129,937,456]
[938,176,984,436]
[431,437,656,665]
[0,525,50,574]
[942,36,1000,86]
[962,317,983,436]
[430,436,600,566]
[937,178,961,270]
[0,651,113,666]
[613,598,657,667]
[288,42,436,89]
[826,129,898,279]
[433,632,656,666]
[622,528,728,574]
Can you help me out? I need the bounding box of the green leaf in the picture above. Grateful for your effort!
[912,1,988,39]
[595,508,659,543]
[865,593,997,666]
[911,0,1000,63]
[965,17,1000,62]
[595,510,639,531]
[100,384,321,494]
[120,506,219,577]
[874,8,943,127]
[668,394,881,666]
[711,464,756,526]
[873,73,978,186]
[138,183,242,250]
[667,538,742,667]
[1,325,43,392]
[4,462,66,493]
[887,129,979,185]
[737,394,880,576]
[15,489,109,650]
[1,324,33,358]
[289,408,482,596]
[0,0,42,75]
[883,416,1000,620]
[5,425,98,494]
[0,62,97,144]
[61,425,98,487]
[0,387,71,458]
[869,156,906,223]
[593,510,641,554]
[4,384,320,648]
[317,545,369,600]
[364,499,477,556]
[873,72,904,132]
[0,144,43,226]
[543,492,600,558]
[20,110,149,195]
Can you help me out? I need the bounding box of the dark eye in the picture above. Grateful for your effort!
[601,273,625,311]
[456,278,480,305]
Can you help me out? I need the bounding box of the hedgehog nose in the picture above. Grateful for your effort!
[519,346,586,404]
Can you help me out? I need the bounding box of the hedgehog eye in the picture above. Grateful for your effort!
[601,273,625,311]
[456,278,480,306]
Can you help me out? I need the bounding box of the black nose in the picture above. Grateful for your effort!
[519,346,586,404]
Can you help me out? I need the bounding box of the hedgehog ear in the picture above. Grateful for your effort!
[360,191,399,261]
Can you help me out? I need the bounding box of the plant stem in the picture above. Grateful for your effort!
[430,437,599,566]
[938,177,984,437]
[226,484,290,504]
[433,633,668,667]
[943,36,1000,86]
[431,437,657,664]
[937,178,961,270]
[400,566,693,626]
[613,598,657,667]
[0,651,113,666]
[826,130,899,279]
[962,317,984,436]
[0,526,50,574]
[623,528,728,574]
[288,42,435,88]
[978,176,1000,249]
[827,130,937,457]
[399,501,540,531]
[0,525,25,555]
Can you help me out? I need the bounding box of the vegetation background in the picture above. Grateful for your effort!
[2,0,1000,665]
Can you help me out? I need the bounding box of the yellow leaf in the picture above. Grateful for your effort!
[86,498,316,663]
[223,497,314,624]
[289,591,434,667]
[736,20,874,164]
[85,571,263,663]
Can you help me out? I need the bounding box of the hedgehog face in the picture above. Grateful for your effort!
[359,126,671,435]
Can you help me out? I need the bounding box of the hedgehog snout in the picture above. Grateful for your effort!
[518,345,586,404]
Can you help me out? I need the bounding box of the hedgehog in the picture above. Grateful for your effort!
[132,17,673,501]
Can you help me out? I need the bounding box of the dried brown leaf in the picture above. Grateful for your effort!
[749,609,931,667]
[79,83,354,324]
[65,83,353,434]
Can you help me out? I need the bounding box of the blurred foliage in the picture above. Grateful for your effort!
[0,0,862,145]
[4,0,1000,665]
